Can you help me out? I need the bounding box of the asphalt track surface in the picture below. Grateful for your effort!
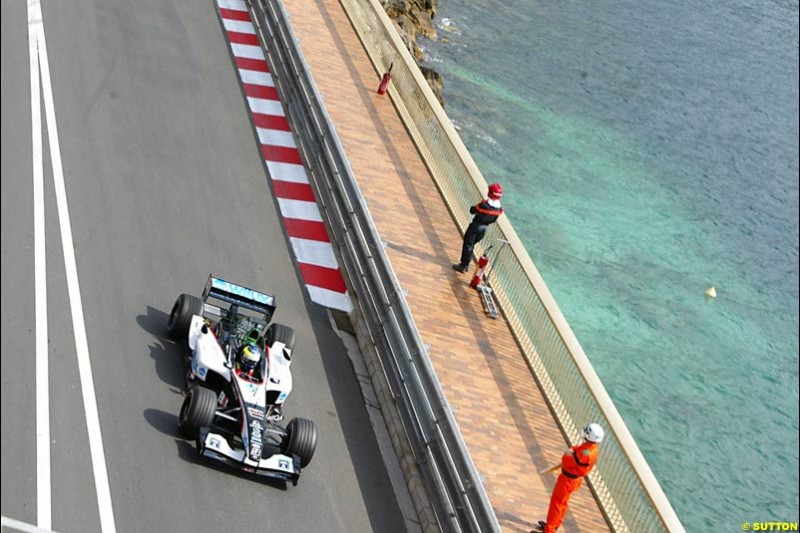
[0,0,406,531]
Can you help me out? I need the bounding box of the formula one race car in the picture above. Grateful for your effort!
[168,275,317,485]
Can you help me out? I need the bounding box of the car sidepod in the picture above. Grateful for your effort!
[188,315,230,384]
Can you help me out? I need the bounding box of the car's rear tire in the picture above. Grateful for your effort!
[266,323,296,358]
[178,386,217,438]
[281,418,317,468]
[168,294,203,340]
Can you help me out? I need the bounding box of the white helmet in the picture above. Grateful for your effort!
[583,423,604,443]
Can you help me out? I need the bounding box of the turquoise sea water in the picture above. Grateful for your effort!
[422,0,799,529]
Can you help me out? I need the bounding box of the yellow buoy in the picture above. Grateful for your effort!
[705,286,717,298]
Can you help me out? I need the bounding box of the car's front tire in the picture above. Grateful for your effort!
[178,386,217,438]
[167,294,203,340]
[281,417,317,468]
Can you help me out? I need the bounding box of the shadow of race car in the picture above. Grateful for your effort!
[168,275,317,486]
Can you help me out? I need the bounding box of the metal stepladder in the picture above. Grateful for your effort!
[474,239,510,320]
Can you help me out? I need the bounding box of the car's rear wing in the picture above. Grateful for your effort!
[202,275,276,320]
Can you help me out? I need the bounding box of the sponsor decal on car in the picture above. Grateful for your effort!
[192,358,207,379]
[248,407,265,419]
[249,419,264,460]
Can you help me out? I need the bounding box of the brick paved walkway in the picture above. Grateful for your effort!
[280,0,612,530]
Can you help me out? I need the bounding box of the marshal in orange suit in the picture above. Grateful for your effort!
[534,423,604,533]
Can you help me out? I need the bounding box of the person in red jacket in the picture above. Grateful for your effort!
[453,183,504,273]
[533,423,604,533]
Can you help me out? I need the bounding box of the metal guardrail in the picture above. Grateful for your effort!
[334,0,686,531]
[249,1,501,531]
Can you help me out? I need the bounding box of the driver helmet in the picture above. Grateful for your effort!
[239,343,262,373]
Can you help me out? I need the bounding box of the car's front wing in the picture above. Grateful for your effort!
[197,428,301,485]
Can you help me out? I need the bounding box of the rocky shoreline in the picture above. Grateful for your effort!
[379,0,445,106]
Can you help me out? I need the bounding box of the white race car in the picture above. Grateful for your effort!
[168,275,317,485]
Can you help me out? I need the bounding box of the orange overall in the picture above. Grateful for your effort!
[544,441,599,532]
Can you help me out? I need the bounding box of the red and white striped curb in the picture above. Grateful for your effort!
[217,0,352,313]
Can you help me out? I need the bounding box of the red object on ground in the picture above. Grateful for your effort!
[470,253,490,288]
[378,62,394,95]
[377,71,392,94]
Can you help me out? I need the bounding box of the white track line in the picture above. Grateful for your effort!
[218,0,248,11]
[266,161,309,184]
[276,198,323,222]
[37,9,117,533]
[288,238,340,269]
[222,18,255,34]
[230,43,264,60]
[238,69,274,87]
[306,286,353,312]
[1,516,55,533]
[28,0,50,528]
[247,97,284,116]
[256,127,296,148]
